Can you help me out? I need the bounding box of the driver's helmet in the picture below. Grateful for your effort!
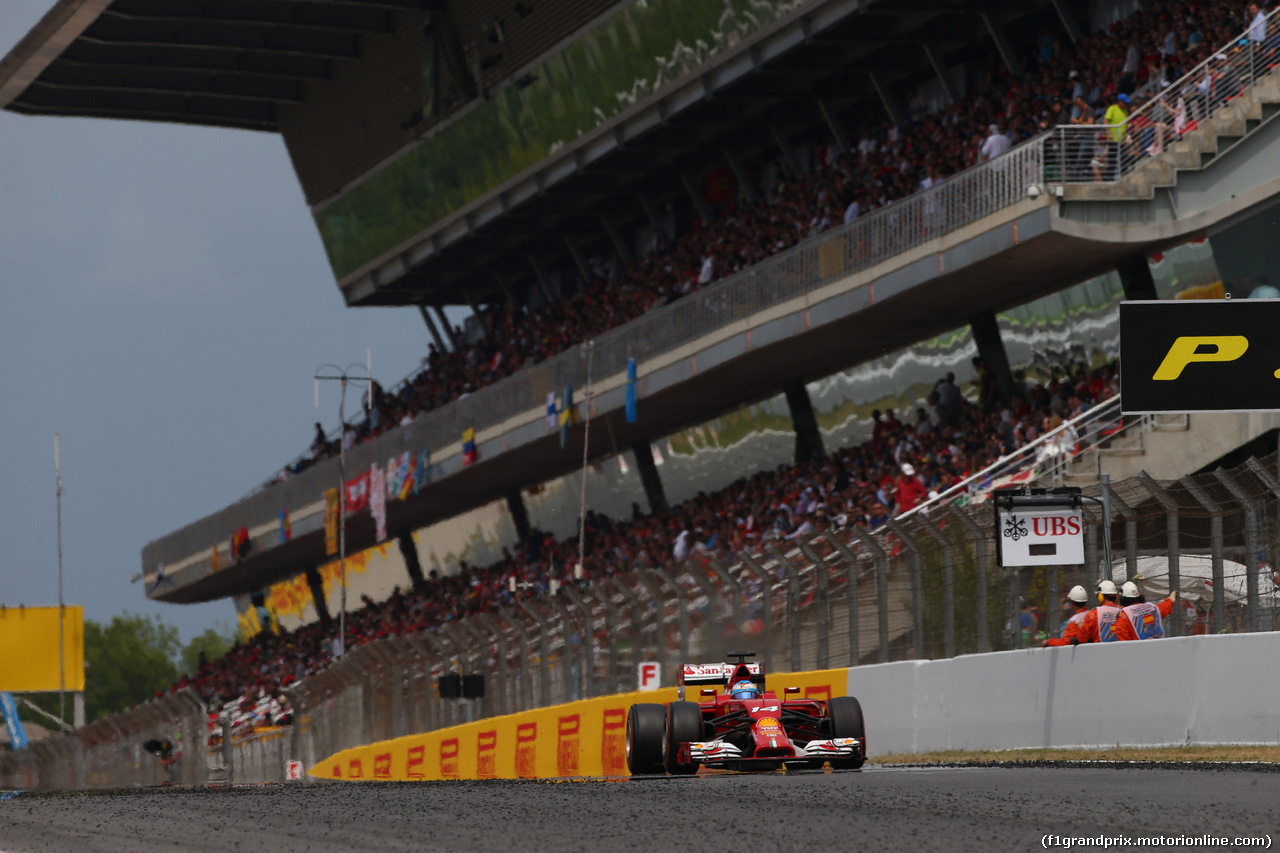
[729,679,759,700]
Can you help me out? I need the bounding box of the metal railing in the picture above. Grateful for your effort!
[1049,9,1280,184]
[16,451,1280,789]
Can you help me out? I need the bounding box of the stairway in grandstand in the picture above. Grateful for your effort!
[1062,60,1280,212]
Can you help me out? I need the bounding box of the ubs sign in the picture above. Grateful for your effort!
[995,505,1084,567]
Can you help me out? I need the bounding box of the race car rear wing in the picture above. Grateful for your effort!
[677,661,765,700]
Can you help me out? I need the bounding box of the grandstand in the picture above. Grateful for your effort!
[6,0,1280,724]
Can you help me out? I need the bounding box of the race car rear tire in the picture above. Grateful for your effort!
[664,701,702,775]
[827,696,866,770]
[626,704,667,775]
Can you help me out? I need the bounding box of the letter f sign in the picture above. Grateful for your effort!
[1152,336,1249,380]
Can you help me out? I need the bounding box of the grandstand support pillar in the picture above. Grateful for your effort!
[967,309,1014,406]
[770,126,801,175]
[1050,0,1084,43]
[433,306,460,349]
[564,235,592,284]
[527,254,556,304]
[1116,252,1159,301]
[398,533,427,591]
[600,215,633,264]
[680,173,712,221]
[639,193,662,231]
[867,71,906,127]
[723,149,760,203]
[506,489,531,542]
[305,565,331,623]
[462,287,487,338]
[921,42,959,105]
[418,305,447,352]
[980,13,1024,79]
[630,439,668,513]
[494,272,519,308]
[815,99,850,154]
[783,381,825,464]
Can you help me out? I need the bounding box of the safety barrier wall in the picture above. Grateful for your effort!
[855,632,1280,755]
[309,668,848,781]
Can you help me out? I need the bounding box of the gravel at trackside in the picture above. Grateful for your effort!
[1,766,1277,853]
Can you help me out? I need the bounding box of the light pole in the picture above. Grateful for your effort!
[54,435,65,726]
[315,358,371,658]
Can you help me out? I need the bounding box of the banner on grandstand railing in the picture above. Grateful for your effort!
[370,463,387,543]
[344,471,370,514]
[1121,300,1280,412]
[324,488,339,556]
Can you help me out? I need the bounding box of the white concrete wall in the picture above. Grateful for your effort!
[849,633,1280,755]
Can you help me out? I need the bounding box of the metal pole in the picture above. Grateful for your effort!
[885,519,925,660]
[577,341,595,580]
[737,551,774,671]
[55,435,65,726]
[797,541,831,670]
[1138,471,1183,637]
[338,379,347,656]
[1181,476,1225,632]
[1100,474,1114,580]
[764,543,801,672]
[847,525,890,663]
[820,531,861,667]
[1214,469,1262,632]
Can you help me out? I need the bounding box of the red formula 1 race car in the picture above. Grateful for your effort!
[625,652,865,775]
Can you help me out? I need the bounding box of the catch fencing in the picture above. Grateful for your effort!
[8,454,1280,789]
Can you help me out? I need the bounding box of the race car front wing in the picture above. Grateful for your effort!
[681,737,861,768]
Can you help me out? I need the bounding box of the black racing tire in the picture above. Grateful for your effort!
[664,701,702,775]
[626,703,668,775]
[827,695,866,770]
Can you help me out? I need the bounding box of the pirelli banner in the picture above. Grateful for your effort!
[309,669,847,781]
[1120,300,1280,412]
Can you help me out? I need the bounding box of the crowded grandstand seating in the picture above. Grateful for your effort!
[201,0,1266,736]
[179,361,1119,731]
[274,0,1255,485]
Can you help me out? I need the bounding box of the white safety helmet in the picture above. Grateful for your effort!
[1120,581,1140,599]
[1097,580,1118,596]
[1067,585,1088,604]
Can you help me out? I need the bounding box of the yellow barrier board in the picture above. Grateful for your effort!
[0,605,84,692]
[310,668,848,781]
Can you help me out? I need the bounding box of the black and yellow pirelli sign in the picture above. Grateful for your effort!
[1120,300,1280,412]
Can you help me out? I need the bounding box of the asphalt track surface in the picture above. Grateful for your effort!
[2,765,1277,852]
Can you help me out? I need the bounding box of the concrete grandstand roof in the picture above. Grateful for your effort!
[0,0,425,132]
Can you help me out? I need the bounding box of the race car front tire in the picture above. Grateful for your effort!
[626,704,667,775]
[827,695,866,770]
[664,701,702,775]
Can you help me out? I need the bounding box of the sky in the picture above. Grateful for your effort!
[0,1,458,643]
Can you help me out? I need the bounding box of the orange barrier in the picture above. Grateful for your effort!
[310,668,848,781]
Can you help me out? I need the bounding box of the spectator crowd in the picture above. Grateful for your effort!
[275,0,1270,485]
[179,359,1120,729]
[192,0,1272,733]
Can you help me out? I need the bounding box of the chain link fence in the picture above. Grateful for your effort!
[10,453,1280,789]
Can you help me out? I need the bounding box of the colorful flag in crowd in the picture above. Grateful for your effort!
[462,427,477,467]
[546,392,557,431]
[625,358,638,424]
[344,471,370,514]
[324,488,339,556]
[279,510,291,542]
[413,449,429,494]
[392,451,414,500]
[370,462,387,543]
[559,385,573,448]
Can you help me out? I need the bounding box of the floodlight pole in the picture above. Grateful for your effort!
[55,435,65,726]
[315,357,372,659]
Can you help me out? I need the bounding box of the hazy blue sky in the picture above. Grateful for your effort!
[0,1,451,642]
